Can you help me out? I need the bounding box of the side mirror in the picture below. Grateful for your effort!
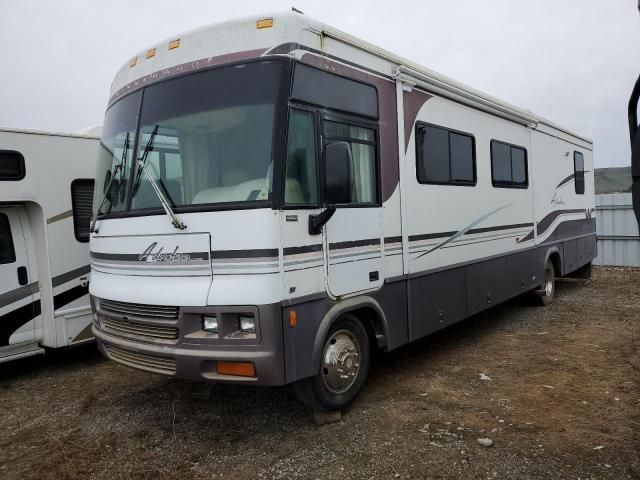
[323,141,353,205]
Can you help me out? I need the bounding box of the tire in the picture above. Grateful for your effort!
[292,314,371,412]
[536,260,556,306]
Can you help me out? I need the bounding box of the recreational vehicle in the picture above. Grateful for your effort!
[0,128,98,362]
[90,13,596,411]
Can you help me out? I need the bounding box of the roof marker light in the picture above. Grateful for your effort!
[168,39,180,50]
[256,18,273,29]
[146,48,156,59]
[128,57,137,68]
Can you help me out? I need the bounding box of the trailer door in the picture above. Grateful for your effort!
[0,207,36,346]
[321,117,384,297]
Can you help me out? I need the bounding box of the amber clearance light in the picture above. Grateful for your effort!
[216,361,256,377]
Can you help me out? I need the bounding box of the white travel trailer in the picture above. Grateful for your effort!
[90,12,595,411]
[0,128,98,362]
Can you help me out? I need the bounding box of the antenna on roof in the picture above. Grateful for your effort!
[292,6,304,14]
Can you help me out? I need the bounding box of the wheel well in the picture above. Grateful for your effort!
[548,251,562,276]
[344,306,385,350]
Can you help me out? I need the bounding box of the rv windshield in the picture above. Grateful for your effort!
[94,60,284,216]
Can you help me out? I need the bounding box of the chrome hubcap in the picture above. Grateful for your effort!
[321,330,361,394]
[544,269,553,296]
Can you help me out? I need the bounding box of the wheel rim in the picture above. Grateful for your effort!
[321,329,361,394]
[544,268,554,297]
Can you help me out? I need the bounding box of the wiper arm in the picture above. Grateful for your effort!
[90,132,130,234]
[133,124,159,196]
[137,159,187,230]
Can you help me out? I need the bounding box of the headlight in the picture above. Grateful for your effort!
[239,315,256,334]
[203,315,218,334]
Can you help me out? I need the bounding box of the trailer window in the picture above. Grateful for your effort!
[71,179,95,242]
[490,140,528,188]
[323,120,378,204]
[415,124,476,186]
[0,150,25,181]
[284,109,318,205]
[574,151,585,194]
[0,213,16,264]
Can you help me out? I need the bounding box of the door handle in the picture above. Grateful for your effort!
[17,266,28,286]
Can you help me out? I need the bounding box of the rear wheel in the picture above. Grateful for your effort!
[293,314,370,412]
[536,260,556,306]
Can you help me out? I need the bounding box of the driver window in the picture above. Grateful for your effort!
[285,109,318,205]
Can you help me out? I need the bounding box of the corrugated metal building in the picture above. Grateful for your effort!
[594,193,640,267]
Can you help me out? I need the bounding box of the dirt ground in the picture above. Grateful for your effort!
[0,267,638,480]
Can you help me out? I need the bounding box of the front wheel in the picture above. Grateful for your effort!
[292,314,370,412]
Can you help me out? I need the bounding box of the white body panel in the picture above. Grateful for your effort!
[0,129,99,362]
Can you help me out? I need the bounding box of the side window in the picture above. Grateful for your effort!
[574,151,585,194]
[490,140,528,188]
[284,109,318,205]
[71,179,95,242]
[0,213,16,264]
[0,150,26,181]
[415,124,476,186]
[323,120,377,204]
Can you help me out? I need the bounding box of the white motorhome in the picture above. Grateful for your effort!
[0,128,98,362]
[90,13,595,411]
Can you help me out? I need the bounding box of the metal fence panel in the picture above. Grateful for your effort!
[594,193,640,267]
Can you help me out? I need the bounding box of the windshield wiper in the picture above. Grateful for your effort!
[137,158,187,230]
[133,124,158,196]
[132,124,186,230]
[90,132,129,234]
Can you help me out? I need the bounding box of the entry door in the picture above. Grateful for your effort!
[321,117,384,297]
[0,208,36,346]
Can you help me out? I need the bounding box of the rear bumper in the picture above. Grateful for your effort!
[92,301,286,386]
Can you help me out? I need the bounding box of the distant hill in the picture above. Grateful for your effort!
[594,166,632,194]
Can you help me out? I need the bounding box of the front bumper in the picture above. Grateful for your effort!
[92,301,286,386]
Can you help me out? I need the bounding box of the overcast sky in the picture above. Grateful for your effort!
[1,0,638,167]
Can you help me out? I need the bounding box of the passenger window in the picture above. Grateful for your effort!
[71,179,95,242]
[285,110,318,205]
[490,140,528,188]
[0,213,16,264]
[323,120,377,204]
[574,151,585,194]
[416,124,476,185]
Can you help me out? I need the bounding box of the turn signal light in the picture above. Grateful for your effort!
[216,361,256,377]
[289,310,297,328]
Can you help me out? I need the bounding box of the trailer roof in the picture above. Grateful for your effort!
[0,127,100,140]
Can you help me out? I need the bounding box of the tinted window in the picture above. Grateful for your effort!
[416,124,476,185]
[323,120,377,204]
[285,109,318,205]
[491,140,528,188]
[0,150,26,181]
[0,213,16,264]
[574,151,585,194]
[71,179,95,242]
[450,133,474,182]
[292,64,378,119]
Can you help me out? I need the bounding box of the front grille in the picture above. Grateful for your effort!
[101,299,179,320]
[105,345,176,375]
[101,317,179,342]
